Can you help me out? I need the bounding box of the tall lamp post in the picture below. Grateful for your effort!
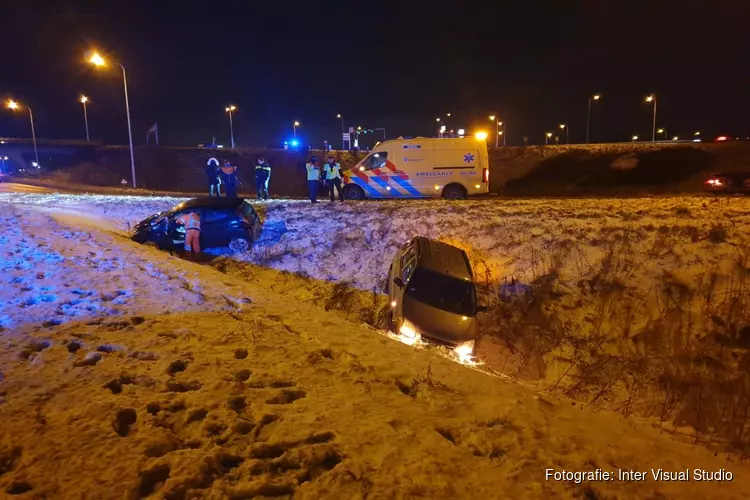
[6,99,39,177]
[586,94,600,143]
[646,95,657,142]
[293,121,300,138]
[336,114,344,149]
[88,52,137,189]
[559,123,569,144]
[657,128,668,141]
[545,132,552,145]
[488,115,505,147]
[80,95,90,141]
[225,105,237,148]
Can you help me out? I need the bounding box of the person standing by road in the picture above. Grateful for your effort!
[220,160,239,198]
[206,157,221,197]
[305,156,321,203]
[324,155,344,202]
[255,156,271,200]
[177,211,201,260]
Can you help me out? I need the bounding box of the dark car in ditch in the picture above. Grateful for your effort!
[131,197,262,253]
[386,236,486,359]
[704,172,750,194]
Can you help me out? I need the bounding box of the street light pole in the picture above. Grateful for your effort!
[6,100,39,177]
[81,96,90,141]
[293,121,300,138]
[646,95,657,142]
[559,124,569,144]
[337,114,344,149]
[87,53,137,188]
[225,106,236,148]
[27,107,39,173]
[586,94,600,144]
[118,63,137,188]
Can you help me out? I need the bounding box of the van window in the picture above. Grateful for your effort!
[363,152,388,171]
[405,268,476,316]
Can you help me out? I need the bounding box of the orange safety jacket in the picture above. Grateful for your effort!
[177,212,201,231]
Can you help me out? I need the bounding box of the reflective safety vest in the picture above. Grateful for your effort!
[177,212,201,231]
[306,163,321,181]
[324,163,342,180]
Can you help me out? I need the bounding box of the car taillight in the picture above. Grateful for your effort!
[482,168,489,184]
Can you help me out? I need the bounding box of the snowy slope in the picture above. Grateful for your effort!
[1,194,750,498]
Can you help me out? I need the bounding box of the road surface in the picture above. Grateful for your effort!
[0,182,63,194]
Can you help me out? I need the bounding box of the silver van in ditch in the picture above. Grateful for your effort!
[387,237,485,358]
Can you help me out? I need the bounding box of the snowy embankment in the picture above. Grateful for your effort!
[2,192,750,498]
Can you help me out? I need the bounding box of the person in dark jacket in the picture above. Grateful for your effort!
[220,160,239,197]
[255,156,271,200]
[206,158,221,197]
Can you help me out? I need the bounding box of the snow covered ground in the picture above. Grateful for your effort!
[2,192,750,498]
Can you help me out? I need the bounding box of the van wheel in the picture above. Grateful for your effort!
[229,238,250,254]
[442,184,467,200]
[343,185,365,200]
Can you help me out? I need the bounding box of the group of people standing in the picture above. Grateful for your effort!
[306,155,344,203]
[205,156,272,200]
[205,158,240,198]
[205,154,344,203]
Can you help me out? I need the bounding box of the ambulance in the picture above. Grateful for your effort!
[341,137,490,200]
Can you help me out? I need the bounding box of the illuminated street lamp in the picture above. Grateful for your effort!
[646,95,657,142]
[336,114,344,149]
[87,51,136,188]
[488,115,505,147]
[657,128,668,141]
[632,135,639,142]
[672,136,679,141]
[293,121,300,138]
[225,105,237,148]
[80,95,90,141]
[586,94,600,143]
[559,123,569,144]
[6,99,39,175]
[545,132,552,145]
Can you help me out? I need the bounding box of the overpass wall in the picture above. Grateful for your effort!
[5,142,750,197]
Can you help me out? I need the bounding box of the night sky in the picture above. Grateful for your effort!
[1,1,748,149]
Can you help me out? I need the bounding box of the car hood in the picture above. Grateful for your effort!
[131,212,165,237]
[403,295,476,346]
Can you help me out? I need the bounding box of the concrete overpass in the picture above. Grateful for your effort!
[0,137,105,174]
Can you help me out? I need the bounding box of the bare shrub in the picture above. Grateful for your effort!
[707,223,728,244]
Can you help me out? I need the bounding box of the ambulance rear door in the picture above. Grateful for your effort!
[433,141,482,187]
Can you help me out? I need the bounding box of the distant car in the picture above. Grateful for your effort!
[704,172,750,194]
[131,197,261,253]
[387,236,486,358]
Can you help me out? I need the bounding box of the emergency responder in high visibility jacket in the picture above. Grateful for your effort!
[255,157,271,200]
[220,161,239,197]
[324,155,343,202]
[305,156,321,203]
[177,211,201,258]
[206,158,221,197]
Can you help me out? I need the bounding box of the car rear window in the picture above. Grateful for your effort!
[405,268,476,316]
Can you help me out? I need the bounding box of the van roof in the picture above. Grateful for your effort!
[414,237,473,281]
[384,137,483,146]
